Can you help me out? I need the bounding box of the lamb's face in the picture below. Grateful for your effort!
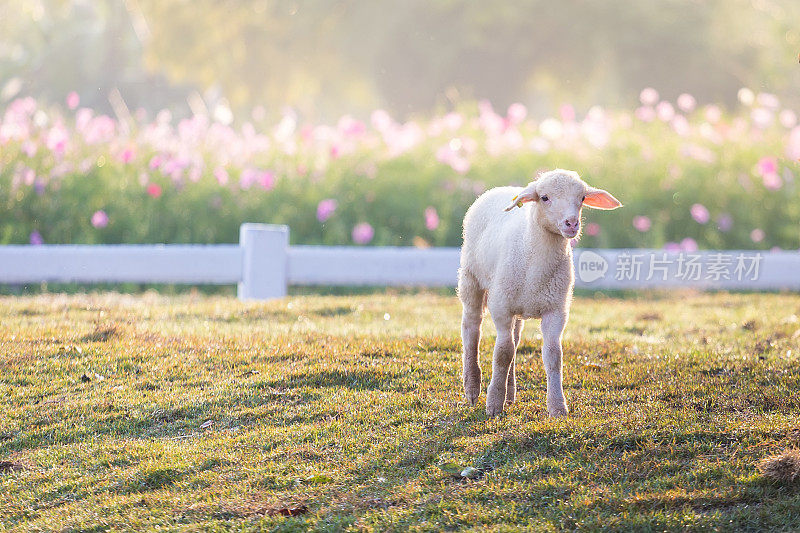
[533,171,588,239]
[505,169,622,238]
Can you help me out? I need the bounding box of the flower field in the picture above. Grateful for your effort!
[1,89,799,250]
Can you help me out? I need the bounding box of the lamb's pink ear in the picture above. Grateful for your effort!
[503,184,539,211]
[583,187,622,210]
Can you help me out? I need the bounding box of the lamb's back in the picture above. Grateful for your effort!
[460,186,526,287]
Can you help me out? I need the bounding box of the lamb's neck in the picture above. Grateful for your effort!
[522,218,570,260]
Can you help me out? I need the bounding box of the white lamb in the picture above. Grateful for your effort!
[458,169,621,417]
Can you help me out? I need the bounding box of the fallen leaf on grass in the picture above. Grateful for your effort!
[200,420,213,430]
[583,362,603,371]
[742,319,758,331]
[59,345,83,355]
[267,504,308,517]
[303,474,333,484]
[241,369,260,377]
[0,461,24,472]
[758,449,800,484]
[80,372,104,383]
[460,466,480,478]
[437,462,462,476]
[438,462,488,480]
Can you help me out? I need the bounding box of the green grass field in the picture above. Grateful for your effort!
[2,291,799,531]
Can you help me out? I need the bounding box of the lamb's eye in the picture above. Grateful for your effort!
[581,195,586,202]
[540,195,549,202]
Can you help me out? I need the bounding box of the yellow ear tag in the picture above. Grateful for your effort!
[516,200,524,208]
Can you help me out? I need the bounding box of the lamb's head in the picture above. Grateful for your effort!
[504,169,622,238]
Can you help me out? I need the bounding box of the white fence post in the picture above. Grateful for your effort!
[237,223,289,300]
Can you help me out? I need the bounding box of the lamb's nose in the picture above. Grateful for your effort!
[564,216,579,228]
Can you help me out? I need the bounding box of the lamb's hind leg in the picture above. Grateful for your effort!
[458,269,485,405]
[485,310,516,417]
[506,317,524,405]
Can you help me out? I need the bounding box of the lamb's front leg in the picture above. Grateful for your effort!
[541,310,568,417]
[485,313,516,417]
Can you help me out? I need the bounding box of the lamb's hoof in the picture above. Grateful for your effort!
[463,375,481,406]
[464,387,481,406]
[485,389,506,416]
[505,389,516,405]
[485,402,505,417]
[547,405,569,418]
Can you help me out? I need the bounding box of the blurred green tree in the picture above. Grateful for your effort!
[1,0,799,116]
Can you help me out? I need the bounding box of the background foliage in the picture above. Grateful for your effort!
[1,90,798,249]
[1,0,799,118]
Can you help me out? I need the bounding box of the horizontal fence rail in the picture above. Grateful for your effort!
[0,245,242,284]
[288,246,460,286]
[0,224,798,299]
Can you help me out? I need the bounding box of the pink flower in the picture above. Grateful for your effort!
[442,112,464,131]
[751,107,773,129]
[82,115,116,144]
[337,115,366,137]
[677,93,696,113]
[788,126,800,161]
[214,167,229,186]
[585,222,600,236]
[779,110,797,129]
[66,91,80,110]
[639,88,659,106]
[680,237,698,252]
[507,103,527,125]
[559,104,576,122]
[370,109,393,132]
[259,170,275,190]
[656,101,674,122]
[21,141,37,158]
[239,168,254,189]
[29,231,43,245]
[716,213,733,232]
[316,199,337,222]
[425,207,440,231]
[146,183,162,198]
[435,143,470,174]
[756,92,780,109]
[635,106,656,122]
[762,172,782,190]
[91,210,109,228]
[705,105,722,123]
[46,124,69,155]
[664,242,682,253]
[478,99,505,135]
[757,157,777,176]
[671,115,690,136]
[690,203,710,224]
[632,215,651,232]
[120,148,134,164]
[750,228,765,243]
[756,157,782,189]
[352,223,374,244]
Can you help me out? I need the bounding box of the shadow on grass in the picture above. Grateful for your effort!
[2,367,408,454]
[259,368,412,392]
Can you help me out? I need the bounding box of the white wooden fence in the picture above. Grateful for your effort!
[0,223,798,300]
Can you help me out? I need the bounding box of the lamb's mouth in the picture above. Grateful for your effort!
[561,228,579,239]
